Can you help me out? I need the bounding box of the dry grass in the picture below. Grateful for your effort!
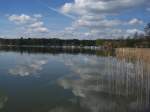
[116,48,150,63]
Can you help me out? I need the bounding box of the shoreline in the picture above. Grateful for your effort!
[0,45,103,50]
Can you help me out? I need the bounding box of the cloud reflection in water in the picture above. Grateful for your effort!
[58,55,150,112]
[9,57,48,77]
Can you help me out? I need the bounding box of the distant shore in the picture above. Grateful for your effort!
[0,37,150,48]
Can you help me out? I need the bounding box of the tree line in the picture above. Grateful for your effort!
[0,37,149,48]
[0,23,150,48]
[0,38,96,46]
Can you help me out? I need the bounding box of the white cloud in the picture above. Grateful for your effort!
[128,18,143,25]
[8,14,32,24]
[60,0,147,38]
[28,27,48,33]
[8,14,49,35]
[126,29,144,35]
[47,30,88,39]
[61,0,147,15]
[29,21,44,28]
[74,19,122,29]
[33,14,42,18]
[61,3,74,14]
[5,0,147,39]
[48,6,75,20]
[28,21,48,33]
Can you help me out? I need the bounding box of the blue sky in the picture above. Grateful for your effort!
[0,0,149,39]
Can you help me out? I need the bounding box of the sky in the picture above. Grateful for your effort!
[0,0,149,39]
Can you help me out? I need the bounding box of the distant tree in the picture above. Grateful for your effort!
[133,32,138,39]
[138,33,145,39]
[133,32,144,39]
[96,39,105,46]
[19,37,24,45]
[144,23,150,36]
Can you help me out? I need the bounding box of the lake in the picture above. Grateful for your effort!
[0,47,150,112]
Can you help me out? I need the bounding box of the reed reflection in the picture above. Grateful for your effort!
[58,49,150,112]
[0,91,8,110]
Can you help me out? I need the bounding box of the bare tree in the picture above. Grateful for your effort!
[144,23,150,36]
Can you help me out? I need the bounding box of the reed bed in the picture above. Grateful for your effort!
[114,48,150,107]
[116,48,150,63]
[58,52,150,111]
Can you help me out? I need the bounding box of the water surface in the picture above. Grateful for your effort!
[0,47,150,112]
